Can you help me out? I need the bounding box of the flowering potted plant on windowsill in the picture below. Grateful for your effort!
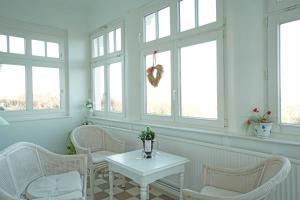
[246,108,272,138]
[138,126,155,158]
[84,99,93,117]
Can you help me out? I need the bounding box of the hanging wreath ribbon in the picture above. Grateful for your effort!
[147,51,164,87]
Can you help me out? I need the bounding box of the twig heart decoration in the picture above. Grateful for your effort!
[147,64,164,87]
[147,51,164,87]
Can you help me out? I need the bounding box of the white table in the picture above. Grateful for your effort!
[106,150,189,200]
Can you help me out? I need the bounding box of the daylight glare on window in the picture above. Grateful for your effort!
[280,20,300,124]
[32,67,60,110]
[146,51,171,116]
[94,66,105,111]
[180,40,217,119]
[180,0,196,32]
[0,64,26,111]
[109,62,122,112]
[145,13,156,42]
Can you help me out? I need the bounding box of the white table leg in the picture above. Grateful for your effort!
[140,184,147,200]
[109,170,114,200]
[179,172,184,200]
[147,185,149,200]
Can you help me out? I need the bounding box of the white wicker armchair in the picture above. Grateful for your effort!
[71,125,126,199]
[0,142,88,200]
[183,156,291,200]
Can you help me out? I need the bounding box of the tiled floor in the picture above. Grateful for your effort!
[88,172,176,200]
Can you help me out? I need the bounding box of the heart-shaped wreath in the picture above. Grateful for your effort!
[147,64,164,87]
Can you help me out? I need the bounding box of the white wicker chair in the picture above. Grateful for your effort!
[0,142,88,200]
[183,156,291,200]
[71,125,126,199]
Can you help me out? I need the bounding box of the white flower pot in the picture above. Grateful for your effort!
[254,123,272,138]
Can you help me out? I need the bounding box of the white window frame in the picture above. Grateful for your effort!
[268,0,300,12]
[268,7,300,134]
[140,1,224,128]
[91,20,125,119]
[0,18,68,121]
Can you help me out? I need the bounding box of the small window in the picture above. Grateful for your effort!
[9,36,25,54]
[98,36,104,56]
[198,0,216,26]
[108,31,115,53]
[0,35,7,52]
[94,66,105,111]
[145,13,156,42]
[180,0,196,32]
[0,64,26,111]
[32,67,60,110]
[109,62,122,112]
[158,7,171,39]
[180,40,217,119]
[145,51,171,116]
[46,42,59,58]
[279,20,300,124]
[116,28,122,51]
[93,38,98,58]
[32,40,45,57]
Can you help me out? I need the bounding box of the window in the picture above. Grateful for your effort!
[0,20,67,119]
[91,21,124,117]
[268,2,300,132]
[179,0,217,32]
[144,6,171,42]
[141,1,223,126]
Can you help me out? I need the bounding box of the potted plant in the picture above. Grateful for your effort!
[138,126,155,158]
[246,107,272,138]
[84,99,93,117]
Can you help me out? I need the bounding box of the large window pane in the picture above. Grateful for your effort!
[109,62,122,112]
[32,40,45,57]
[116,28,121,51]
[180,0,196,32]
[158,7,170,38]
[198,0,216,26]
[94,66,105,111]
[180,40,217,119]
[0,64,25,111]
[145,13,156,42]
[32,67,60,110]
[47,42,59,58]
[108,31,115,53]
[280,20,300,124]
[9,36,25,54]
[146,51,171,115]
[0,35,7,52]
[98,36,104,56]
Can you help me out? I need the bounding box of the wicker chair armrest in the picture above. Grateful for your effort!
[38,151,88,176]
[183,189,225,200]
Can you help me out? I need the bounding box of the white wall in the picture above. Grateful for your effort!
[0,0,90,153]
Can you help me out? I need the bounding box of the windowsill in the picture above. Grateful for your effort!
[89,116,300,147]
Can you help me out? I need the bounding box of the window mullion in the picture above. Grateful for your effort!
[195,0,199,27]
[155,11,159,40]
[26,65,33,111]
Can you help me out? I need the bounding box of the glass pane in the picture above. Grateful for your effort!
[158,7,170,38]
[0,35,7,52]
[116,28,121,51]
[94,66,105,111]
[108,31,115,53]
[280,20,300,124]
[180,41,217,119]
[31,40,45,57]
[0,64,25,111]
[198,0,216,26]
[93,38,98,57]
[9,36,25,54]
[98,36,104,56]
[180,0,196,32]
[145,13,156,42]
[47,42,59,58]
[109,62,122,112]
[32,67,60,110]
[146,51,171,115]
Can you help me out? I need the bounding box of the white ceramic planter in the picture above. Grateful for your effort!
[254,123,272,138]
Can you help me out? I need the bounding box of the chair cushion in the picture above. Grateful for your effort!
[26,171,82,199]
[91,151,115,163]
[200,186,242,197]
